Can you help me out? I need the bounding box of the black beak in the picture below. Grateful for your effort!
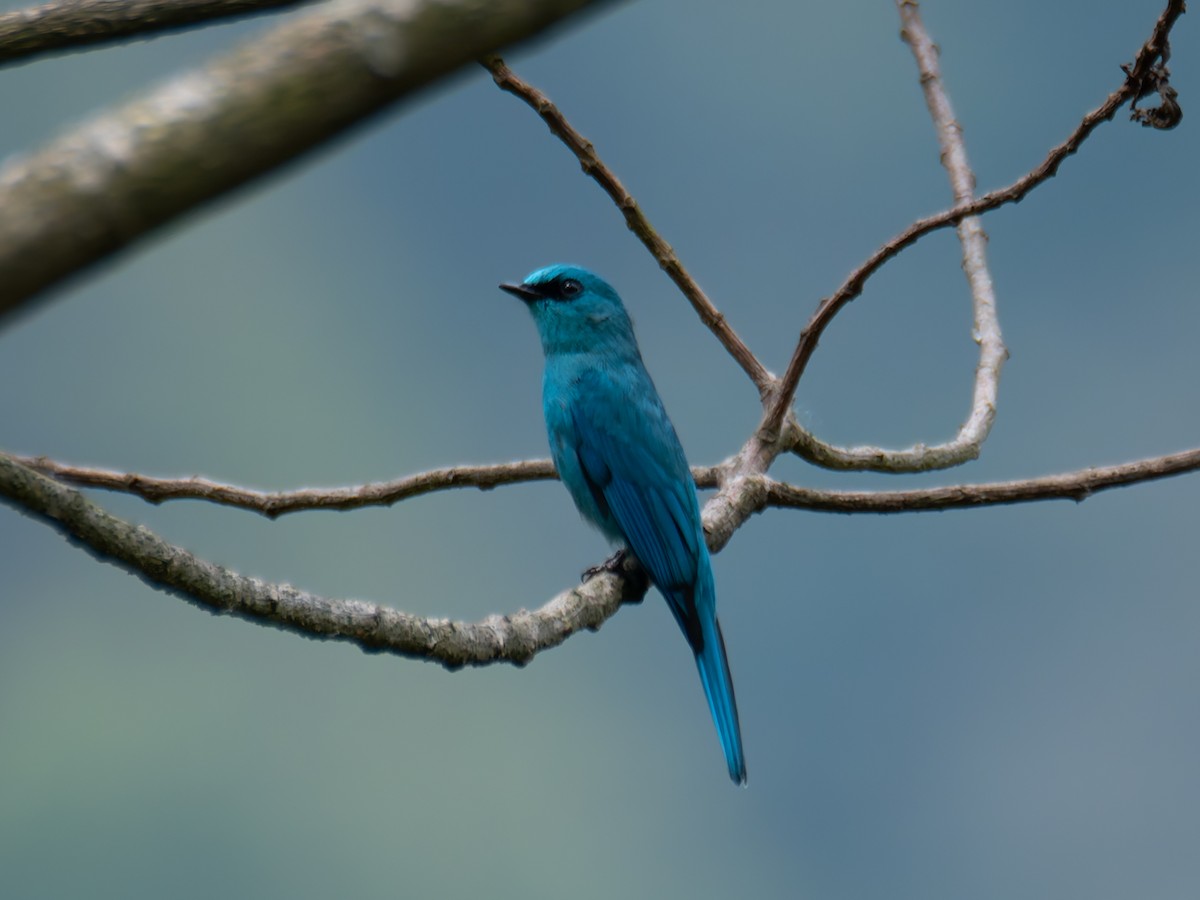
[500,282,541,302]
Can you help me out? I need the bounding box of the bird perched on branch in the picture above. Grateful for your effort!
[500,264,746,785]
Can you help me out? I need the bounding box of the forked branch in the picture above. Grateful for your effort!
[18,446,1200,517]
[15,455,559,518]
[762,0,1186,454]
[781,0,1006,472]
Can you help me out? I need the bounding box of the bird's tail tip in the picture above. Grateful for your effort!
[695,619,747,787]
[726,739,748,786]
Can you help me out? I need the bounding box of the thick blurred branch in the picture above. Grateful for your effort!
[0,0,615,320]
[0,0,310,67]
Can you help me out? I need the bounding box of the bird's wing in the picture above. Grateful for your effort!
[568,369,705,639]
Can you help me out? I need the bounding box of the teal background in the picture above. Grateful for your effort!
[3,2,1200,898]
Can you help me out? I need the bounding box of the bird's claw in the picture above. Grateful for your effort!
[582,548,628,582]
[582,549,648,605]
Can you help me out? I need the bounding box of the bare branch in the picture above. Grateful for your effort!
[760,0,1186,446]
[781,0,1008,473]
[15,454,730,515]
[28,444,1200,520]
[763,446,1200,513]
[484,56,774,399]
[0,452,644,669]
[0,0,615,321]
[0,0,310,68]
[17,455,560,516]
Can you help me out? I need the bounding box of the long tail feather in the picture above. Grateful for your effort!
[694,615,746,785]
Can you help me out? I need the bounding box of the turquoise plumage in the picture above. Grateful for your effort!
[501,264,747,784]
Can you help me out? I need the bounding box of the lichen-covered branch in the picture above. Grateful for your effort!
[0,452,643,669]
[0,0,615,319]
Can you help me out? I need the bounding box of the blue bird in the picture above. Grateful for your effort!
[501,264,747,785]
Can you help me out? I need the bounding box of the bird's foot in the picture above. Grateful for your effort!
[582,548,628,583]
[582,549,648,605]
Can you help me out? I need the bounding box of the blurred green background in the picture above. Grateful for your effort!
[3,1,1199,898]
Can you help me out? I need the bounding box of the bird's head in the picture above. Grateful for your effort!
[500,264,636,357]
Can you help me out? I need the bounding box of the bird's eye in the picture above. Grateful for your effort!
[559,278,583,299]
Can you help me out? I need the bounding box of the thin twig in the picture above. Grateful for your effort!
[484,56,774,399]
[22,447,1200,517]
[0,0,311,68]
[760,0,1186,444]
[17,454,725,515]
[762,446,1200,513]
[17,456,560,517]
[783,0,1008,473]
